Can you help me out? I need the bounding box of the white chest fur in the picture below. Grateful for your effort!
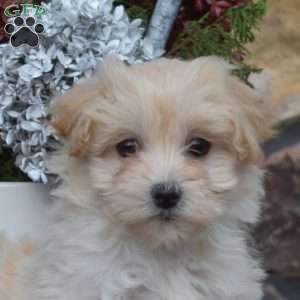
[22,210,263,300]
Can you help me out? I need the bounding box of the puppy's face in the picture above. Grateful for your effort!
[52,57,272,248]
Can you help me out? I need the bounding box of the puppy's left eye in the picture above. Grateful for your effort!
[187,137,211,158]
[116,138,140,158]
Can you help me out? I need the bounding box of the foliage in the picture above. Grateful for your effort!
[168,14,244,59]
[114,0,153,25]
[167,0,267,81]
[122,0,267,82]
[228,0,267,44]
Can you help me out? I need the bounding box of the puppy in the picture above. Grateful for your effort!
[11,57,272,300]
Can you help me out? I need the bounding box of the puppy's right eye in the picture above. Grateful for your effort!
[116,139,140,158]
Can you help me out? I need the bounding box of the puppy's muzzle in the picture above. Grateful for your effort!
[151,182,182,210]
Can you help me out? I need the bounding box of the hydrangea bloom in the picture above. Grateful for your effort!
[0,0,159,182]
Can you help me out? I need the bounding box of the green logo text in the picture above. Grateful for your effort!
[4,4,46,18]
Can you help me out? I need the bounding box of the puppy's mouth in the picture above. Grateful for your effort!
[155,210,178,222]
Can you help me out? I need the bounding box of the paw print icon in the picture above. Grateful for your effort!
[4,16,44,48]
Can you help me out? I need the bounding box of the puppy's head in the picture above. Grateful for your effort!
[51,57,272,248]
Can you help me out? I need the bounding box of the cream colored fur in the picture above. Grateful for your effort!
[1,57,272,300]
[0,235,33,300]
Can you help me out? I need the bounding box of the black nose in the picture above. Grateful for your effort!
[151,182,182,210]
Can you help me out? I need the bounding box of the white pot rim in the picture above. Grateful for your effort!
[0,181,51,240]
[0,181,44,185]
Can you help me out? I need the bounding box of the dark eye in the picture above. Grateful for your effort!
[116,138,140,158]
[187,137,211,158]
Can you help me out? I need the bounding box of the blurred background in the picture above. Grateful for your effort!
[247,1,300,299]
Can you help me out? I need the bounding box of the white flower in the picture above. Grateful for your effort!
[0,0,159,183]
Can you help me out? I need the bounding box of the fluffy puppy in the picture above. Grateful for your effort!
[13,57,272,300]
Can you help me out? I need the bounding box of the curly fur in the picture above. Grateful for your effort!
[5,57,273,300]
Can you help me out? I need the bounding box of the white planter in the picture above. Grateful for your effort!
[0,182,51,240]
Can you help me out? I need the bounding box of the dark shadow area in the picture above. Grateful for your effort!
[263,275,300,300]
[260,120,300,300]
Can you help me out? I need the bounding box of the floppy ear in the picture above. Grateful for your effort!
[50,57,129,157]
[192,57,275,163]
[229,70,275,163]
[50,78,100,157]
